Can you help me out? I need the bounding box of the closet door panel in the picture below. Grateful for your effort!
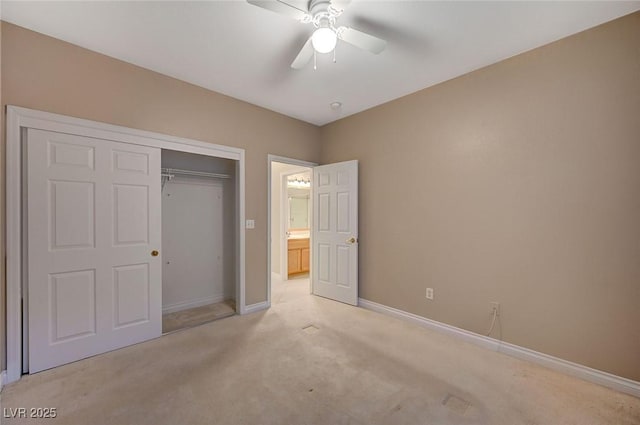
[27,129,162,373]
[113,184,149,245]
[49,180,96,250]
[113,264,151,328]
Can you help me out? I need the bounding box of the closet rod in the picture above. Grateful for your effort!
[161,168,231,180]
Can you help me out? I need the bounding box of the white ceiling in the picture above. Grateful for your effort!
[2,1,639,126]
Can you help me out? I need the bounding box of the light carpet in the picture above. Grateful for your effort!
[0,276,638,424]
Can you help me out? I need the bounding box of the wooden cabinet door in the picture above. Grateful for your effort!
[288,248,301,275]
[287,238,310,277]
[301,247,310,273]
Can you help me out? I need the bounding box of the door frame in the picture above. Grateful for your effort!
[266,155,317,308]
[5,106,247,383]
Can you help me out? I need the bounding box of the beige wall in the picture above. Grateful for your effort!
[321,12,640,381]
[2,12,640,383]
[0,22,321,369]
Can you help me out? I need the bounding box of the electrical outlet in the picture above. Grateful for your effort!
[246,219,255,229]
[426,288,434,300]
[490,302,500,316]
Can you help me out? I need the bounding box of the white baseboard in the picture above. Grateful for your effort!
[244,301,269,315]
[358,298,640,398]
[162,294,226,315]
[0,370,7,392]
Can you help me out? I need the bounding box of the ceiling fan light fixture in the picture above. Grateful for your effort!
[311,27,337,53]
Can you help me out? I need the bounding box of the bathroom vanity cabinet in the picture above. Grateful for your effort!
[287,238,310,276]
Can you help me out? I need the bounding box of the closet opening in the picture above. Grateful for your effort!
[161,150,237,333]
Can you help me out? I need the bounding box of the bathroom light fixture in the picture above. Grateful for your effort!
[288,178,311,188]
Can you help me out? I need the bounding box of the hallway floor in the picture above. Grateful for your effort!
[1,276,638,424]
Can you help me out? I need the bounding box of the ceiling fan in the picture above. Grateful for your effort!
[247,0,387,69]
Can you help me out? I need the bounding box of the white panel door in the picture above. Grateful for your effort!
[27,128,161,373]
[312,160,358,305]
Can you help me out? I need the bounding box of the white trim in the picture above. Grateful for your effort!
[8,106,241,160]
[236,153,246,314]
[266,155,317,311]
[281,173,289,282]
[0,370,7,392]
[358,298,640,398]
[6,107,23,384]
[162,294,227,315]
[243,301,269,315]
[5,106,246,383]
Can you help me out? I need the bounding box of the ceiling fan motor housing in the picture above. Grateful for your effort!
[309,0,340,29]
[309,0,332,17]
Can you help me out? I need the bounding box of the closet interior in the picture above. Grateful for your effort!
[161,150,237,333]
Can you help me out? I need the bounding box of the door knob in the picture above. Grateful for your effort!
[151,250,159,257]
[346,237,358,244]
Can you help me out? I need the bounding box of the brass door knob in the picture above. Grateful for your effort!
[151,250,159,257]
[346,237,358,244]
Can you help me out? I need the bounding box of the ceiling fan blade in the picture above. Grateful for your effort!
[291,37,314,69]
[247,0,310,22]
[337,26,387,54]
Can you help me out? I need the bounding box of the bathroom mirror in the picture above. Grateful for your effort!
[288,191,310,230]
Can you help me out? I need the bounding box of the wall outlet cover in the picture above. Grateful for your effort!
[426,288,434,300]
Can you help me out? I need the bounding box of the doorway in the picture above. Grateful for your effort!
[267,156,316,306]
[267,156,360,309]
[282,169,312,279]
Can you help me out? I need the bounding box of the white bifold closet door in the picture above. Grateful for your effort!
[27,128,162,373]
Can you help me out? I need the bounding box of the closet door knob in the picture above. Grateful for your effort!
[151,250,159,257]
